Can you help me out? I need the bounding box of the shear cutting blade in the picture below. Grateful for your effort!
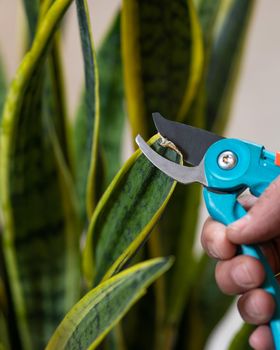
[153,112,223,166]
[135,135,207,186]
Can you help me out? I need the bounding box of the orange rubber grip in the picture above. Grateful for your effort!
[275,151,280,166]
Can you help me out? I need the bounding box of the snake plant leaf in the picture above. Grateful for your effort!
[22,0,40,41]
[83,135,181,285]
[74,0,100,219]
[186,255,233,349]
[206,0,254,131]
[121,0,204,139]
[22,0,73,171]
[46,257,173,350]
[0,1,80,349]
[228,323,254,350]
[193,0,221,48]
[98,13,125,190]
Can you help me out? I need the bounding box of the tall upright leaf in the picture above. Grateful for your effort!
[22,0,72,170]
[83,135,181,286]
[74,0,100,220]
[98,13,125,189]
[22,0,39,41]
[47,258,173,350]
[122,0,204,139]
[206,0,254,131]
[0,1,80,349]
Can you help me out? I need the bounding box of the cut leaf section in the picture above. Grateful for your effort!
[83,135,181,285]
[122,0,203,138]
[46,257,173,350]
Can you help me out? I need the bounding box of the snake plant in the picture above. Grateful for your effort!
[0,0,254,349]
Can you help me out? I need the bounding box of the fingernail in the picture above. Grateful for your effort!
[231,263,255,288]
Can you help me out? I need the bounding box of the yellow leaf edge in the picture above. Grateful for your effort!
[46,257,174,350]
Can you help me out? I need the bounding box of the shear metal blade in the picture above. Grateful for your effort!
[152,112,223,166]
[135,135,207,186]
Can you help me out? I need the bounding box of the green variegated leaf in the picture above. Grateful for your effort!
[46,257,173,350]
[122,0,204,139]
[22,0,72,171]
[74,0,100,220]
[228,323,254,350]
[83,135,181,285]
[98,13,125,189]
[206,0,254,131]
[194,0,221,48]
[0,1,80,349]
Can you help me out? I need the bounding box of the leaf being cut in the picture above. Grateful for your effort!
[122,0,204,138]
[46,257,173,350]
[0,1,79,349]
[83,135,181,285]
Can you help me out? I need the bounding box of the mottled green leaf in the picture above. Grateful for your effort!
[228,323,254,350]
[0,1,79,349]
[45,36,72,170]
[122,0,203,138]
[46,257,173,350]
[22,0,72,172]
[83,135,181,285]
[74,0,100,220]
[206,0,254,131]
[98,13,125,189]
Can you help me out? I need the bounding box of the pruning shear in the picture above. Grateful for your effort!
[136,112,280,348]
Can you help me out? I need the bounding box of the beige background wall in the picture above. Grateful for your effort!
[0,1,280,349]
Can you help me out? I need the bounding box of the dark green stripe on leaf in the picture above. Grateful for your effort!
[83,136,181,285]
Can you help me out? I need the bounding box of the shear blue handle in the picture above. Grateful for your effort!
[204,190,280,349]
[203,138,280,349]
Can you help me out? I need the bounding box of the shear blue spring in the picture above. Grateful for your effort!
[136,112,280,349]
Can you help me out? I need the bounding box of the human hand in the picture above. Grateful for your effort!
[201,177,280,350]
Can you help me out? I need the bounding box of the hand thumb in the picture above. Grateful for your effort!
[227,177,280,244]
